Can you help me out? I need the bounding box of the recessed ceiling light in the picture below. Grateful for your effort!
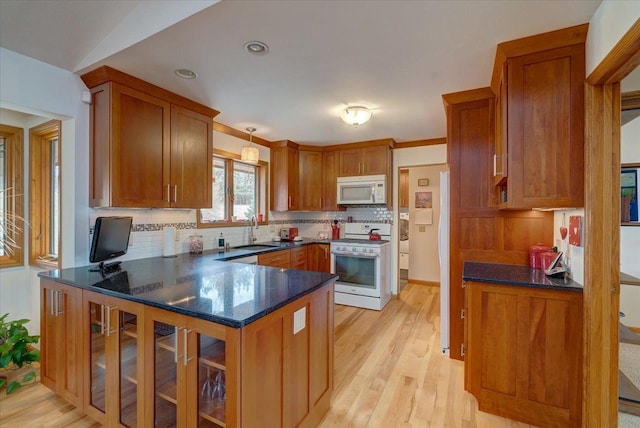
[244,41,269,56]
[174,69,198,79]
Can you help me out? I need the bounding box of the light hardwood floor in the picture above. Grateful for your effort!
[0,283,529,427]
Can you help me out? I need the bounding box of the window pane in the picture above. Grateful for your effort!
[50,137,59,256]
[233,162,256,221]
[200,158,226,222]
[0,137,6,257]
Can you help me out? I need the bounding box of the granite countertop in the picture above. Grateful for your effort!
[462,261,583,292]
[38,249,337,328]
[207,238,331,262]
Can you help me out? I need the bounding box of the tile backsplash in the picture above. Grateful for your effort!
[89,205,393,263]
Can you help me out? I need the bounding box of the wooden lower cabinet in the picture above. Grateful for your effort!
[258,249,291,268]
[307,244,331,273]
[290,246,308,270]
[40,278,334,427]
[144,306,239,427]
[40,280,84,408]
[465,281,582,427]
[241,282,334,428]
[83,290,146,426]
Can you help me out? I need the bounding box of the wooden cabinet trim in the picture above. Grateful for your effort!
[81,66,219,118]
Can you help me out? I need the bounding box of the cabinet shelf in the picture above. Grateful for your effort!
[199,401,226,427]
[156,381,178,405]
[199,336,226,370]
[156,333,177,354]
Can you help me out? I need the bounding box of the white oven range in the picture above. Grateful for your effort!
[330,223,391,311]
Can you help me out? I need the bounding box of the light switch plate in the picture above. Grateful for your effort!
[293,307,306,334]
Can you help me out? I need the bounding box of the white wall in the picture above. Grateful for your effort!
[392,144,447,293]
[620,112,640,327]
[0,48,90,335]
[586,1,640,76]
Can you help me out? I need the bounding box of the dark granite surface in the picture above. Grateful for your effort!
[207,238,331,261]
[462,261,583,292]
[38,249,337,328]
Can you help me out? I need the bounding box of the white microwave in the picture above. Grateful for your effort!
[337,174,386,205]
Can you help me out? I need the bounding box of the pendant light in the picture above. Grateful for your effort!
[241,127,259,164]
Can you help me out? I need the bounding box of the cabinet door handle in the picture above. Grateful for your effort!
[100,305,106,335]
[174,326,181,363]
[174,185,178,203]
[493,154,497,176]
[56,291,64,316]
[105,306,118,336]
[183,329,195,366]
[166,185,171,203]
[288,196,292,208]
[50,290,55,316]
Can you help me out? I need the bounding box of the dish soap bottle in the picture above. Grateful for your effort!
[218,232,225,252]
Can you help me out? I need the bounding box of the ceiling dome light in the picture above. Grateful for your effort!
[241,127,260,164]
[341,106,373,127]
[244,41,269,55]
[174,69,198,79]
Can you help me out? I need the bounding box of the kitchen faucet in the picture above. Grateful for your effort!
[248,216,258,244]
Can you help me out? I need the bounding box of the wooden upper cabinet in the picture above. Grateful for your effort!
[493,63,508,187]
[338,144,390,177]
[321,151,343,211]
[299,149,323,211]
[82,66,218,208]
[493,26,586,209]
[270,141,299,211]
[170,105,212,208]
[399,169,409,208]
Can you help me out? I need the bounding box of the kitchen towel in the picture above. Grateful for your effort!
[162,227,176,257]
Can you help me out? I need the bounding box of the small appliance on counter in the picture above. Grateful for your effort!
[280,227,299,241]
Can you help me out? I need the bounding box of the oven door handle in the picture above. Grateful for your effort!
[331,252,378,258]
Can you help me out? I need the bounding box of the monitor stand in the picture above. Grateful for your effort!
[89,261,122,274]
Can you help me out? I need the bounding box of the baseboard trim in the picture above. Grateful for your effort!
[408,279,440,287]
[630,326,640,335]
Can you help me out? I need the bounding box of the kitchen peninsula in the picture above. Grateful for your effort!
[38,251,337,427]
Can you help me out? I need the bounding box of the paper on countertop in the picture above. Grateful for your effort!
[414,209,433,225]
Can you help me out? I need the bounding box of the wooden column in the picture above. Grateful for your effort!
[583,83,621,427]
[583,18,640,427]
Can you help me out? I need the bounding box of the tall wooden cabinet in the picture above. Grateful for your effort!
[81,66,217,208]
[442,88,553,361]
[40,280,84,408]
[466,281,583,426]
[307,244,331,273]
[492,25,587,209]
[399,169,409,208]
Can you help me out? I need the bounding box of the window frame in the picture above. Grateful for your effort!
[197,148,269,229]
[0,124,24,269]
[29,119,61,269]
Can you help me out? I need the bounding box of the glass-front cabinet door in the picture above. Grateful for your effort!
[84,290,144,427]
[145,307,238,428]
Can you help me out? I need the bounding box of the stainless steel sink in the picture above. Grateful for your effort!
[232,244,279,251]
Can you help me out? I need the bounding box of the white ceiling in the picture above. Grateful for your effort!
[0,0,602,146]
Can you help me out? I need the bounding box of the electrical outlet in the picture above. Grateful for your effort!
[419,226,426,232]
[270,225,275,232]
[293,307,306,334]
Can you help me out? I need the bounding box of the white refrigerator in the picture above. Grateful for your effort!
[438,171,450,355]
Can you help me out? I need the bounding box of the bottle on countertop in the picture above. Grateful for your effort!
[218,232,225,252]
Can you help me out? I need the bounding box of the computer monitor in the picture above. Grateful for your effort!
[89,216,133,272]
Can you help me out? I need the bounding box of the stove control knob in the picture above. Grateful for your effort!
[368,248,374,253]
[351,247,356,252]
